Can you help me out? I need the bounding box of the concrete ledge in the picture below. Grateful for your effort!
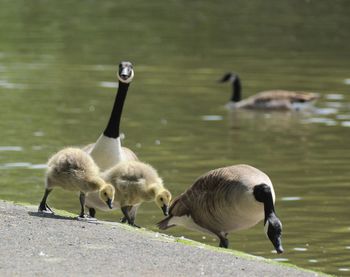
[0,200,329,277]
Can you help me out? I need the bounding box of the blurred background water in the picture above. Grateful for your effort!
[1,0,350,275]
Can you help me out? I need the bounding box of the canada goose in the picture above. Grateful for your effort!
[38,147,115,218]
[219,72,318,110]
[84,61,139,220]
[86,61,138,171]
[98,160,172,227]
[157,164,283,253]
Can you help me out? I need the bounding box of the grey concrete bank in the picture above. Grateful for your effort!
[0,201,327,277]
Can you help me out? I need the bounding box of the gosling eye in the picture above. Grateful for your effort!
[160,197,163,202]
[104,192,107,196]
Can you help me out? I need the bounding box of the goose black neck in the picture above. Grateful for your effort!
[231,76,242,102]
[253,183,275,222]
[103,82,129,138]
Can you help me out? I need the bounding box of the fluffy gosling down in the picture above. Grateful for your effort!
[38,147,115,218]
[157,164,284,254]
[101,160,172,227]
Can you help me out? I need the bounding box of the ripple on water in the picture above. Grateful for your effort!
[343,79,350,85]
[99,81,118,88]
[341,121,350,127]
[281,196,302,201]
[0,162,47,170]
[273,258,289,262]
[293,248,308,252]
[302,117,337,126]
[0,146,23,151]
[0,80,26,89]
[325,93,344,100]
[201,115,223,121]
[336,114,350,120]
[314,107,338,115]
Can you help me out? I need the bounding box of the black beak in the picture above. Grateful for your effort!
[218,72,233,83]
[161,204,169,216]
[273,238,284,254]
[106,199,113,209]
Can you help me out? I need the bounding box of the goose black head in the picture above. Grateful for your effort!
[219,72,238,83]
[219,72,241,102]
[264,216,284,254]
[117,61,134,84]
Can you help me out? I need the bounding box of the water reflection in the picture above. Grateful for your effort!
[1,0,350,276]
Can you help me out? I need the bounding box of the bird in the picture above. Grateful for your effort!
[219,72,318,110]
[157,164,283,253]
[38,147,115,218]
[84,61,139,219]
[98,160,172,227]
[85,61,138,171]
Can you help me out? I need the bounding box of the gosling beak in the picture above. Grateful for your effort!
[106,199,113,209]
[161,204,169,216]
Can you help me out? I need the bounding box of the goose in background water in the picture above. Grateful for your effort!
[157,164,283,253]
[85,61,138,171]
[219,72,318,110]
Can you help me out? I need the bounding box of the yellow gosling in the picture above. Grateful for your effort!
[38,147,115,218]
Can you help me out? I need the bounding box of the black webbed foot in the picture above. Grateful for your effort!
[38,203,54,214]
[218,235,229,248]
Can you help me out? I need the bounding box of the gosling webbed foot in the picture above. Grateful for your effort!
[77,214,97,222]
[120,216,127,223]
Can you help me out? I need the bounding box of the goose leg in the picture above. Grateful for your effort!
[121,206,140,228]
[38,189,54,214]
[217,233,229,248]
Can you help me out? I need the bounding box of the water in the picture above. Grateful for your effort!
[1,0,350,275]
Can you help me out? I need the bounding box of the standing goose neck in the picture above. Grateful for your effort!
[103,82,130,138]
[231,76,242,103]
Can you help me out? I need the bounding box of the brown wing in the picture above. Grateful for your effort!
[254,90,319,103]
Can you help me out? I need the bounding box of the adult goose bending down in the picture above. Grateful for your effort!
[157,164,283,253]
[38,147,115,218]
[98,160,172,227]
[219,72,318,110]
[84,61,138,219]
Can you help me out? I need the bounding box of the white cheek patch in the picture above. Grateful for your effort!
[264,221,269,237]
[117,70,134,84]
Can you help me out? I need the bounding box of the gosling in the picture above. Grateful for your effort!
[38,147,115,218]
[101,160,172,227]
[157,164,283,253]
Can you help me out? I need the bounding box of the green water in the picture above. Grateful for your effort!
[1,0,350,275]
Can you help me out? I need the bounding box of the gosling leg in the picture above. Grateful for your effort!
[38,189,54,214]
[88,207,96,218]
[121,206,140,228]
[78,192,86,218]
[120,206,137,223]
